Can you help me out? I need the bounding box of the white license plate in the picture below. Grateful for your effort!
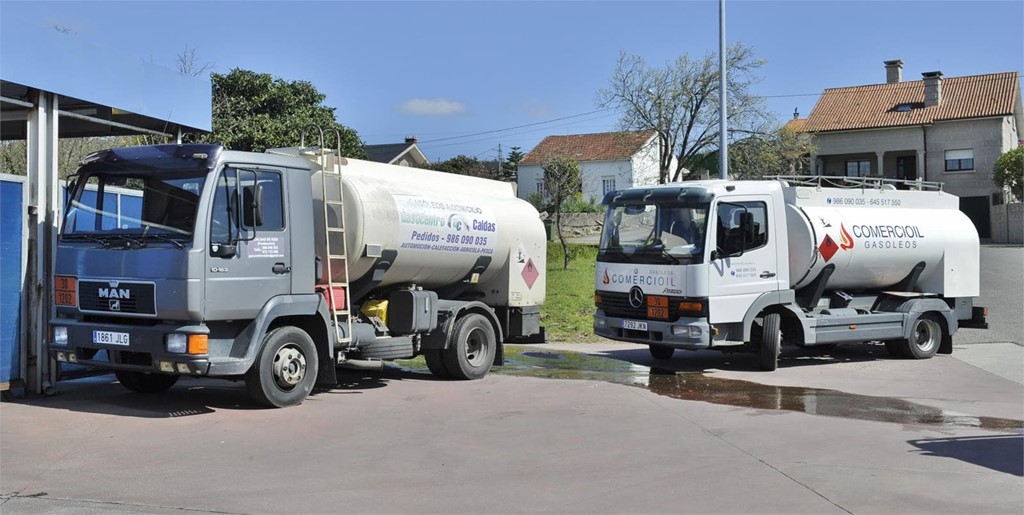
[622,320,648,331]
[93,330,130,346]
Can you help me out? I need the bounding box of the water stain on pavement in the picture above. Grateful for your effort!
[399,347,1023,430]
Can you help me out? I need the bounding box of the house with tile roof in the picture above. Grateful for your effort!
[791,60,1023,238]
[364,136,429,167]
[516,130,662,204]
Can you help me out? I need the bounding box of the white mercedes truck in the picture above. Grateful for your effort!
[593,176,987,370]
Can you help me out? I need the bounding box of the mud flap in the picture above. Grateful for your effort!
[939,334,953,355]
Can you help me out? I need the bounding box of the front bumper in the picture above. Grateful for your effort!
[48,318,213,376]
[593,311,711,350]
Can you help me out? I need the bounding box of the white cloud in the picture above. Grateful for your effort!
[518,99,553,118]
[399,98,467,116]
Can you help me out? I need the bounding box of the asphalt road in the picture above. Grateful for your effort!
[1,247,1021,514]
[957,246,1023,346]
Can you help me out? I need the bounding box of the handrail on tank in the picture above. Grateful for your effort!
[770,174,944,192]
[300,125,326,153]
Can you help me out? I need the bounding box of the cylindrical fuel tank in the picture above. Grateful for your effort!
[785,203,978,292]
[312,158,544,290]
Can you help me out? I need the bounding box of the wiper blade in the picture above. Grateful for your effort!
[143,233,185,249]
[109,234,147,249]
[66,234,112,248]
[640,244,679,264]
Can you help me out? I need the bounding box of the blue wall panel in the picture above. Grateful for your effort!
[0,179,23,385]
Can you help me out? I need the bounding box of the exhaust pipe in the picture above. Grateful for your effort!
[337,359,385,372]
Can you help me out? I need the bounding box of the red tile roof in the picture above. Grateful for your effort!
[801,72,1019,132]
[520,130,657,165]
[784,118,807,132]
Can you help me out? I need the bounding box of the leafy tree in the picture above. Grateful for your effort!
[543,155,581,269]
[598,43,771,183]
[428,155,492,177]
[728,125,815,179]
[993,146,1023,201]
[0,137,139,179]
[188,68,365,157]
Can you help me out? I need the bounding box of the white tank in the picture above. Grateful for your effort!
[311,157,546,295]
[783,185,979,297]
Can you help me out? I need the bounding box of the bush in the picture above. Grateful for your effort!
[561,193,603,213]
[993,146,1024,201]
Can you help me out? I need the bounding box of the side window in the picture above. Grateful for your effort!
[209,168,284,248]
[716,201,768,255]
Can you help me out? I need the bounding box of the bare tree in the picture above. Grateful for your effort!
[598,43,771,183]
[542,155,581,270]
[176,45,214,77]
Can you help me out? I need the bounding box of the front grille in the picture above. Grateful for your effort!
[78,281,156,315]
[598,292,706,320]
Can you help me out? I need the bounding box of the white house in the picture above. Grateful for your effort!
[516,130,661,203]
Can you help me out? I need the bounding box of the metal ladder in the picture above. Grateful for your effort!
[303,126,353,351]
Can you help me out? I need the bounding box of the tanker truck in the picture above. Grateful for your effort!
[47,138,546,407]
[593,175,987,370]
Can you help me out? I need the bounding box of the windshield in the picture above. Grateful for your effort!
[62,170,207,245]
[598,202,709,264]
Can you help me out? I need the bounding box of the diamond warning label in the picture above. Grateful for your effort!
[521,258,539,289]
[819,234,839,262]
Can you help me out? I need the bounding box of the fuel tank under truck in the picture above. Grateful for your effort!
[308,156,547,304]
[782,183,979,298]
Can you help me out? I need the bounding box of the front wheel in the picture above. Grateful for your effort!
[649,345,674,360]
[245,326,319,408]
[897,314,943,359]
[442,313,496,380]
[115,370,179,393]
[759,313,781,371]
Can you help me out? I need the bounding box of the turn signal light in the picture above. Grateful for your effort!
[678,301,703,313]
[187,334,208,355]
[594,294,602,305]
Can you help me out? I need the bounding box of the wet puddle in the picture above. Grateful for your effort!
[397,347,1023,430]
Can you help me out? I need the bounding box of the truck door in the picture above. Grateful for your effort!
[205,167,292,320]
[707,196,779,325]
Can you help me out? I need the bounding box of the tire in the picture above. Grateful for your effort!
[759,313,781,371]
[423,349,451,379]
[115,370,179,393]
[884,340,907,358]
[245,326,319,408]
[649,345,674,360]
[442,313,496,380]
[897,314,943,360]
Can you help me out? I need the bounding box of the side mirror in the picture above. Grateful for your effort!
[211,243,237,259]
[242,184,264,227]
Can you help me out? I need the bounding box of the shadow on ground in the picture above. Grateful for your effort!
[909,434,1024,476]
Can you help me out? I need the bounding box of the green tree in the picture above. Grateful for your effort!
[728,125,815,179]
[993,146,1024,201]
[501,146,525,181]
[189,68,365,157]
[428,155,492,177]
[598,43,771,183]
[543,155,581,270]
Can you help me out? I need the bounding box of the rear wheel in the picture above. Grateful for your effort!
[115,370,179,393]
[423,349,451,378]
[442,314,496,380]
[759,313,781,371]
[649,345,674,360]
[897,314,943,359]
[245,326,318,408]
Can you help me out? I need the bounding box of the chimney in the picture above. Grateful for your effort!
[884,59,903,83]
[404,136,417,144]
[922,71,943,107]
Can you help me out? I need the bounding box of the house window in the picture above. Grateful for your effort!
[845,159,871,177]
[945,149,974,172]
[602,177,616,195]
[536,180,545,198]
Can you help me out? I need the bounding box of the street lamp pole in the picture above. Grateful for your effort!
[718,0,728,180]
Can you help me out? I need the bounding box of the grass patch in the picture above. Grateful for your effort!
[543,242,603,342]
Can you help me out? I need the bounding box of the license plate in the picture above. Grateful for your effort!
[623,320,648,331]
[93,330,130,346]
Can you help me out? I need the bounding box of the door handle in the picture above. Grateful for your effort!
[273,263,291,274]
[760,271,776,278]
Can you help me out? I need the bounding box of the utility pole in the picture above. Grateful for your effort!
[718,0,728,180]
[498,143,503,177]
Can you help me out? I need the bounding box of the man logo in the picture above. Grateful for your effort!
[109,299,121,311]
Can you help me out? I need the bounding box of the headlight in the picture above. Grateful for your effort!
[165,333,187,354]
[53,326,69,346]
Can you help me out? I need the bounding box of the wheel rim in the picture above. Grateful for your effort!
[464,327,487,367]
[272,343,307,390]
[912,318,940,353]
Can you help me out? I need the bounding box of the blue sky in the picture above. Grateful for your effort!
[2,0,1022,162]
